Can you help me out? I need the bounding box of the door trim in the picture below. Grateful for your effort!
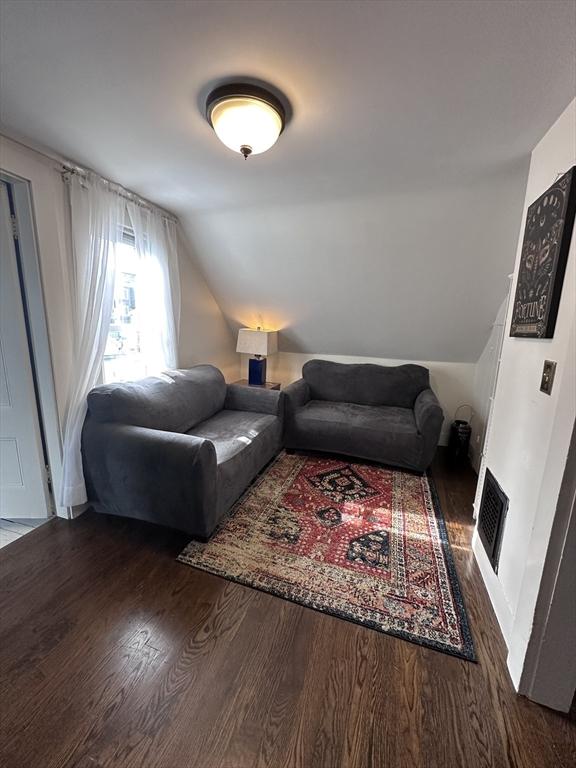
[1,171,66,518]
[519,421,576,712]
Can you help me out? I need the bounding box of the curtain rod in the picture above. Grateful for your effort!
[61,165,178,224]
[0,130,178,224]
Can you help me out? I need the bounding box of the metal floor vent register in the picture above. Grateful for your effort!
[478,468,509,573]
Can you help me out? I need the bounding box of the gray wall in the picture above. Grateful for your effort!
[186,162,528,364]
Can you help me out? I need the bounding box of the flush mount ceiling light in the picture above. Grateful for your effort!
[205,83,286,159]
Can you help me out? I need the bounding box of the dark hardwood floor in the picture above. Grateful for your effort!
[1,451,574,768]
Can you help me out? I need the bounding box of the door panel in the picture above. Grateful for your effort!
[0,182,49,518]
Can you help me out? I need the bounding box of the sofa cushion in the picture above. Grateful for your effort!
[302,360,429,408]
[87,365,226,433]
[290,400,423,469]
[297,400,418,435]
[187,409,281,514]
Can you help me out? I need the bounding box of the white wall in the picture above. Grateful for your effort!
[469,291,510,472]
[472,100,576,693]
[176,228,237,380]
[241,351,475,447]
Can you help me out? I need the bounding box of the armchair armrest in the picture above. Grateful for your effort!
[82,420,217,537]
[224,384,282,416]
[283,378,311,414]
[414,389,444,468]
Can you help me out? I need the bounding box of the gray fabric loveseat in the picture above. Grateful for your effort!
[284,360,443,472]
[82,365,283,538]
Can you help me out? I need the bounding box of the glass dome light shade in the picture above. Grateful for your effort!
[209,96,283,156]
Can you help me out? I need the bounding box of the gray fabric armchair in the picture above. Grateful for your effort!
[82,365,283,538]
[284,360,443,472]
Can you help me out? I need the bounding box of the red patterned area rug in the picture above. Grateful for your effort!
[178,452,475,661]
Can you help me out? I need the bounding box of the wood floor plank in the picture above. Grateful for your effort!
[62,578,255,768]
[251,607,320,768]
[182,598,308,768]
[0,450,574,768]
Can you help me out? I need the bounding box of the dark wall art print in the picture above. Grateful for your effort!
[510,166,576,338]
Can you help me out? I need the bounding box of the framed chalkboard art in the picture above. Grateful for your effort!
[510,166,576,338]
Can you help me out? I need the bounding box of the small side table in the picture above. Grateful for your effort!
[233,379,281,391]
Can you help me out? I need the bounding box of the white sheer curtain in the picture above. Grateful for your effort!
[126,201,180,371]
[60,173,181,508]
[60,173,124,507]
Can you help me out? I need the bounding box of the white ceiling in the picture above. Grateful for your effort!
[1,0,575,361]
[1,0,574,210]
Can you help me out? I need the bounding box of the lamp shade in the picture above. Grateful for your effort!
[236,328,278,357]
[210,97,283,156]
[206,83,286,159]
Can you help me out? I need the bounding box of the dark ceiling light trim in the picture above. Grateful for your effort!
[205,82,287,159]
[206,83,286,128]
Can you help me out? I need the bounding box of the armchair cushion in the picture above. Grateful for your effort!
[188,409,281,516]
[87,365,226,433]
[283,378,310,416]
[297,401,417,434]
[224,383,282,416]
[82,421,217,537]
[414,388,444,467]
[414,388,444,435]
[289,400,423,470]
[302,359,429,408]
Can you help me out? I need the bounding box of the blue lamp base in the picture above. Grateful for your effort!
[248,357,267,386]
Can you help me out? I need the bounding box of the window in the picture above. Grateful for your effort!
[103,231,148,383]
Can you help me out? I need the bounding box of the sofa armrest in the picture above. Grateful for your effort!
[414,389,444,468]
[283,378,311,414]
[82,420,218,537]
[224,384,282,416]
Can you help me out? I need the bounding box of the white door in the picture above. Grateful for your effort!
[0,182,50,518]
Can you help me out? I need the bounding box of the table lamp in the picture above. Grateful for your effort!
[236,327,278,385]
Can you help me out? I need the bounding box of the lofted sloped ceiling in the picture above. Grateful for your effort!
[1,0,575,361]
